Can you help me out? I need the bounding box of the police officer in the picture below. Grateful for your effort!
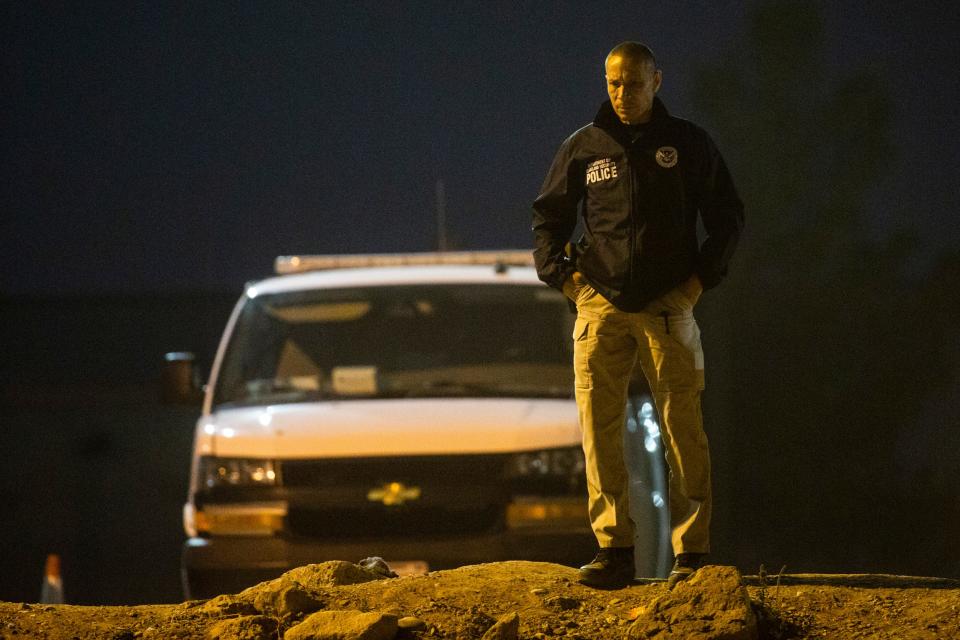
[532,41,744,588]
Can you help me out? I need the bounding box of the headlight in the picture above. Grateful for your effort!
[507,447,585,478]
[199,456,278,488]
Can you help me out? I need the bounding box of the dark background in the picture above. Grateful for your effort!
[2,1,958,604]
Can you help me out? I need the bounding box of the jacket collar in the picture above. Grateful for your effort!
[593,96,671,140]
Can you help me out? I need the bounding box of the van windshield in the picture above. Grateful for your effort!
[213,283,575,408]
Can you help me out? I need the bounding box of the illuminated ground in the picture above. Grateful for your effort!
[1,561,957,639]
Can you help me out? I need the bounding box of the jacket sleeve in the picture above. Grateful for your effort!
[695,131,745,290]
[532,135,584,290]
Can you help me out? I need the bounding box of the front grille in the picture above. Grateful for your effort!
[281,454,510,488]
[280,454,511,539]
[286,503,503,539]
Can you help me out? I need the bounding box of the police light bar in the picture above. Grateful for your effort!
[275,250,534,275]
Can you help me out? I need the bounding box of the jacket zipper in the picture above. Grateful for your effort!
[627,145,637,287]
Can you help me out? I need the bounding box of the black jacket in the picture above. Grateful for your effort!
[532,97,744,311]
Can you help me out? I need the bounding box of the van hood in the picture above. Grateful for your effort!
[202,398,580,458]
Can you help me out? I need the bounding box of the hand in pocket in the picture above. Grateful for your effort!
[563,271,585,301]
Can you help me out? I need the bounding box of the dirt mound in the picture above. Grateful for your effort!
[1,561,957,639]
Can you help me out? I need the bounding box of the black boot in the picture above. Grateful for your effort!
[578,546,635,588]
[666,552,707,589]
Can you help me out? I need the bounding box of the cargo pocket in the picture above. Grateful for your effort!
[672,317,704,372]
[573,315,595,390]
[654,314,705,391]
[572,315,592,342]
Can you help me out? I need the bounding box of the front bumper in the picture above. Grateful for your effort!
[181,527,593,599]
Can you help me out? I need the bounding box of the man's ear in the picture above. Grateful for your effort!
[653,70,663,93]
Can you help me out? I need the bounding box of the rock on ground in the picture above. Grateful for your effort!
[201,560,385,620]
[283,610,398,640]
[207,614,278,640]
[628,565,758,640]
[480,611,520,640]
[251,582,325,618]
[280,561,386,588]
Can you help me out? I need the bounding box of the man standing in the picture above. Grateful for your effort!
[532,42,744,588]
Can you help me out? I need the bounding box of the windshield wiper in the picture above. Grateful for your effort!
[399,380,571,399]
[234,378,324,403]
[398,380,499,398]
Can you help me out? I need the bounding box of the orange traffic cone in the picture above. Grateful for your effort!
[40,554,64,604]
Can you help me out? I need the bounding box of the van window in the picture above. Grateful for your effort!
[213,284,574,407]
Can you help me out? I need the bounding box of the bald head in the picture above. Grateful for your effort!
[605,41,657,73]
[604,41,661,124]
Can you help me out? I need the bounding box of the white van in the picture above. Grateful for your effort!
[163,251,670,598]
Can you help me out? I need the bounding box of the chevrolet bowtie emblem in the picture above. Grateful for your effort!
[367,482,421,506]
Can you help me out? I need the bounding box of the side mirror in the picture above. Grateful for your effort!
[161,352,205,405]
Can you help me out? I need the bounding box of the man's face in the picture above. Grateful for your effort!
[605,55,662,125]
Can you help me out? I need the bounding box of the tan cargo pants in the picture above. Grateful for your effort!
[565,276,711,556]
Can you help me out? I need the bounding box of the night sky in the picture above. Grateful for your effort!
[3,1,958,294]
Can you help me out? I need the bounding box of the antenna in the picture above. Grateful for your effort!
[436,178,447,252]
